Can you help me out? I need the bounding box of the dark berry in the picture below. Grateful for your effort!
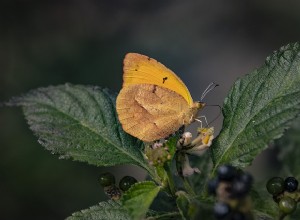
[284,177,298,192]
[208,178,219,195]
[231,211,246,220]
[279,196,296,214]
[232,180,250,198]
[266,177,284,195]
[217,165,236,181]
[119,176,137,191]
[239,172,253,186]
[99,172,115,187]
[214,202,231,219]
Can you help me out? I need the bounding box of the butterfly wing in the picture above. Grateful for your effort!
[123,53,193,106]
[116,84,189,142]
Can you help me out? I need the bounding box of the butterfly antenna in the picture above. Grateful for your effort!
[201,82,219,101]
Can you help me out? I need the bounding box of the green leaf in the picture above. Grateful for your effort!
[211,42,300,171]
[176,191,190,220]
[121,181,161,220]
[188,199,214,220]
[288,208,300,220]
[66,200,130,220]
[7,84,151,171]
[189,152,213,194]
[276,118,300,179]
[177,192,214,220]
[145,210,181,220]
[273,119,300,220]
[251,188,278,219]
[149,191,177,213]
[253,211,275,220]
[165,135,180,157]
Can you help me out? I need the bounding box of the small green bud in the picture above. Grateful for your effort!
[266,177,284,195]
[279,196,296,214]
[99,172,115,187]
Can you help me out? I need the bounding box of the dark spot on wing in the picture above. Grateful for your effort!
[147,57,151,61]
[152,85,157,93]
[135,69,138,71]
[162,77,168,84]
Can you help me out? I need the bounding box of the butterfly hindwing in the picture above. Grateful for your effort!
[116,84,189,142]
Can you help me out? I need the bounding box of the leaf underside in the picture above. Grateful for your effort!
[66,200,130,220]
[8,84,150,170]
[251,188,278,219]
[211,42,300,171]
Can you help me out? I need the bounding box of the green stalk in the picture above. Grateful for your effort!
[164,163,176,196]
[150,212,181,219]
[182,177,196,196]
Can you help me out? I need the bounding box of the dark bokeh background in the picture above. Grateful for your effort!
[1,1,300,219]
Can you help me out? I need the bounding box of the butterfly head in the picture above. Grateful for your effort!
[182,101,205,125]
[194,101,206,110]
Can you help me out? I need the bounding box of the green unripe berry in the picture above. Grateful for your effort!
[279,197,296,214]
[99,172,115,187]
[119,176,137,191]
[266,177,284,195]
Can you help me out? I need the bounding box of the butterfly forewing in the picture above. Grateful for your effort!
[123,53,193,106]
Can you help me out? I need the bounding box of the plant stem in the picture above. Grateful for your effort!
[279,215,285,220]
[148,212,181,220]
[164,163,176,196]
[182,177,196,196]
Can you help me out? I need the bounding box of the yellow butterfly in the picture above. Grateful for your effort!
[116,53,205,142]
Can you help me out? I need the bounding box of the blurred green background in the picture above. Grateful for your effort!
[1,1,300,219]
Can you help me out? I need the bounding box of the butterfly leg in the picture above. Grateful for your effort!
[195,115,208,128]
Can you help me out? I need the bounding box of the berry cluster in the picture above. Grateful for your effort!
[208,165,253,220]
[99,172,137,200]
[266,176,299,214]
